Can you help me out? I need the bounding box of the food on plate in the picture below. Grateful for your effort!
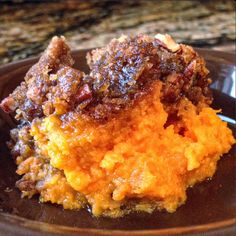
[1,34,235,217]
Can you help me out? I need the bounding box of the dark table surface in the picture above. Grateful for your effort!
[0,0,235,65]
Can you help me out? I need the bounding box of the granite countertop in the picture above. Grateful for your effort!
[0,0,235,65]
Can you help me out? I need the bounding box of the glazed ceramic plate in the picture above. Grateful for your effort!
[0,49,235,236]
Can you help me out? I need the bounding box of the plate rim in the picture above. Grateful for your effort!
[0,48,235,74]
[0,212,236,236]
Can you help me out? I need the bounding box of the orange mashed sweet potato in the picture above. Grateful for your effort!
[28,82,234,217]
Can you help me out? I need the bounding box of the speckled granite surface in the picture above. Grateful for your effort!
[0,0,235,65]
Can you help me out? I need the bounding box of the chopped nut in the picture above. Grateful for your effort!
[75,84,92,104]
[155,34,180,52]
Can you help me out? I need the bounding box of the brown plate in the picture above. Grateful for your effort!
[0,49,235,236]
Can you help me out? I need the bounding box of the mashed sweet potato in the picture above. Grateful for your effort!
[28,82,234,216]
[1,34,235,217]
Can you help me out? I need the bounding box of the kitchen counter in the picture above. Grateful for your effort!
[0,0,235,65]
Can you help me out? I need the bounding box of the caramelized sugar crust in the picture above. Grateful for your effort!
[1,34,211,121]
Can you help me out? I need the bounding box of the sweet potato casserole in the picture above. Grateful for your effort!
[1,34,235,217]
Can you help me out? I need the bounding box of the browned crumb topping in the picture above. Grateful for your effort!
[1,34,211,122]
